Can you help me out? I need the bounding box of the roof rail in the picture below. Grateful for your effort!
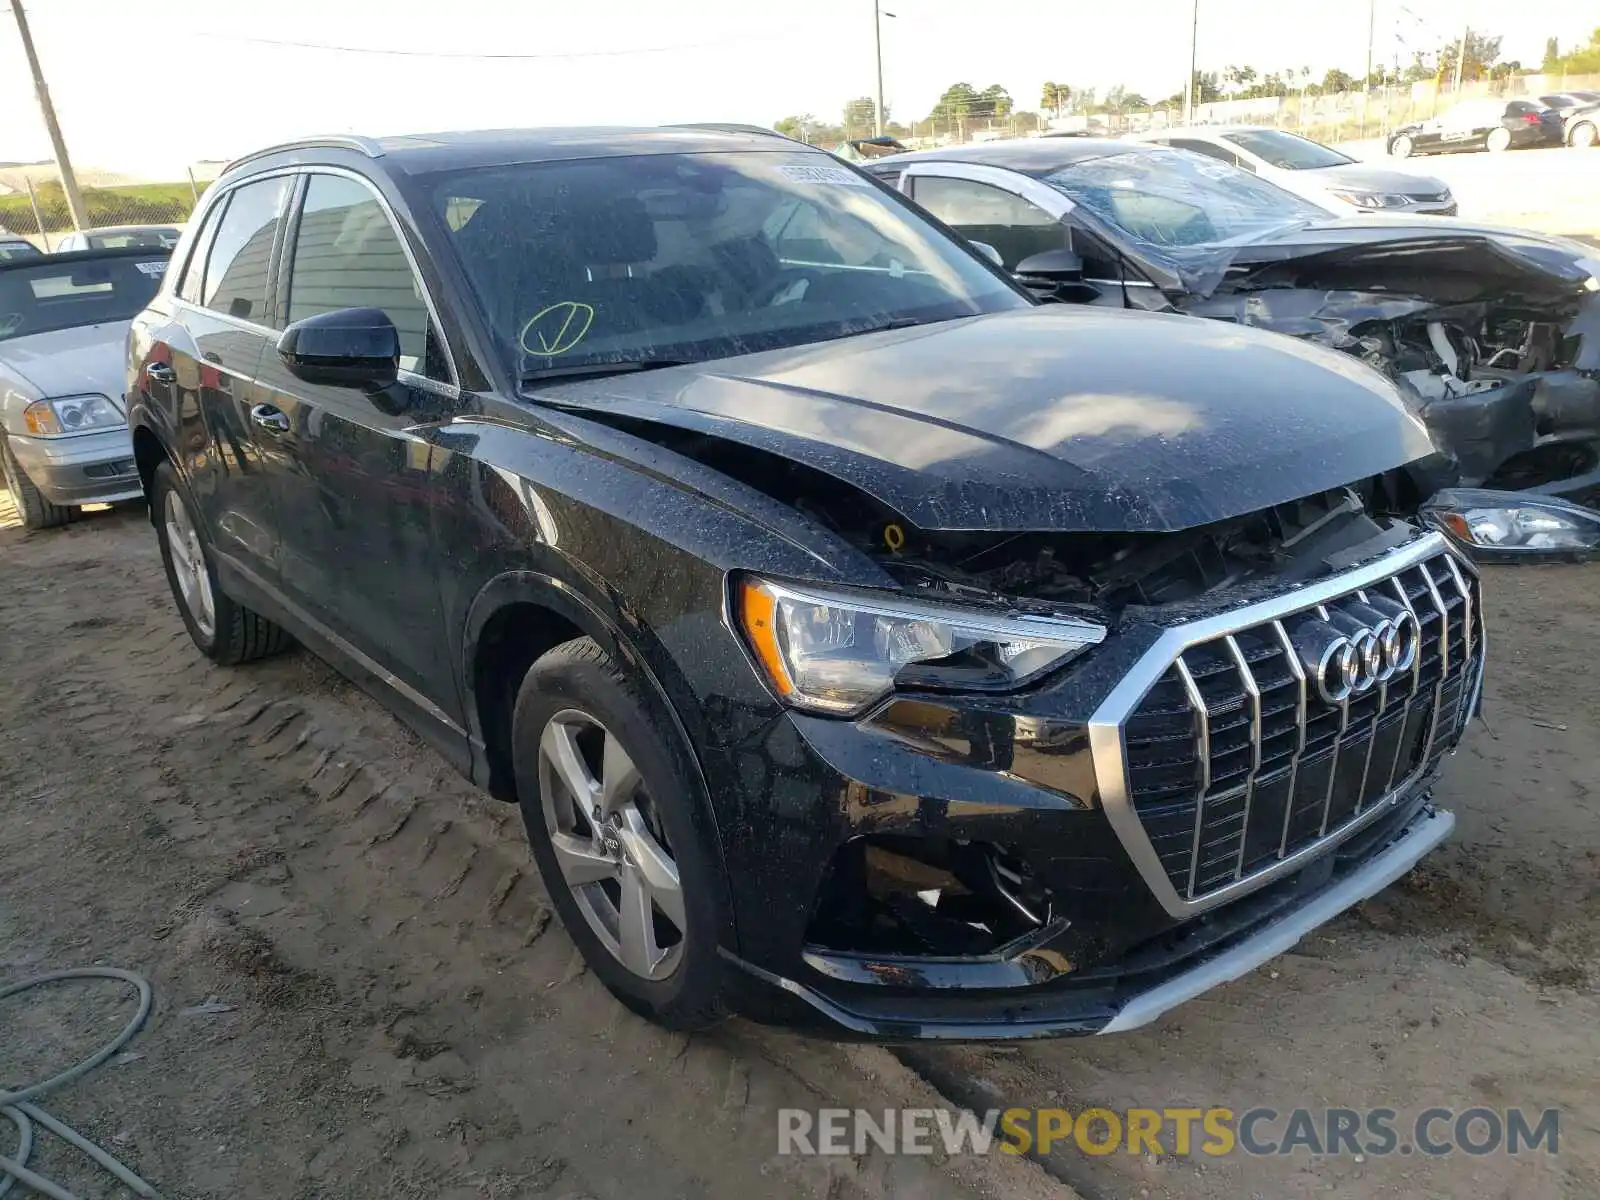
[220,135,384,176]
[665,122,793,140]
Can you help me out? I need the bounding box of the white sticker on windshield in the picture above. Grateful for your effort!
[134,260,166,276]
[779,163,870,188]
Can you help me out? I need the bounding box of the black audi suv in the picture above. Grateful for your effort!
[126,128,1483,1039]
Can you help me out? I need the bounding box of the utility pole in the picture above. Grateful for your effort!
[1183,0,1199,125]
[9,0,88,231]
[1360,0,1376,137]
[1452,21,1470,93]
[873,1,886,137]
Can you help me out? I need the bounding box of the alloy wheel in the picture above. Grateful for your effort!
[164,489,215,639]
[1574,123,1596,149]
[537,708,685,980]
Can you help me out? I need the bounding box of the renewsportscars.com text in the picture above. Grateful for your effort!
[777,1106,1560,1159]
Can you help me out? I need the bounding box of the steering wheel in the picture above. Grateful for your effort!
[750,270,823,309]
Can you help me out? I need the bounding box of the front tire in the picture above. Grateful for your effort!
[1390,135,1414,158]
[1486,127,1512,152]
[151,460,291,664]
[512,636,729,1030]
[1,436,75,530]
[1571,121,1597,149]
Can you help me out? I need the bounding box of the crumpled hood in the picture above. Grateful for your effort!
[540,307,1434,534]
[0,321,131,410]
[1154,215,1599,302]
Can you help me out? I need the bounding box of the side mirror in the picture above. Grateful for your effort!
[277,307,400,390]
[970,241,1004,268]
[1014,248,1085,282]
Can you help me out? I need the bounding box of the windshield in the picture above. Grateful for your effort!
[1221,129,1355,170]
[1039,149,1326,251]
[423,151,1026,382]
[88,228,180,250]
[0,253,167,343]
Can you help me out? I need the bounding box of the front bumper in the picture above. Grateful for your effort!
[709,533,1478,1040]
[5,427,140,506]
[728,799,1453,1039]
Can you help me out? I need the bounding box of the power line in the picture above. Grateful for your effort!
[190,30,786,60]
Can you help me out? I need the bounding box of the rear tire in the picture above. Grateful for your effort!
[1,436,75,530]
[511,635,730,1031]
[1571,122,1597,149]
[1486,127,1512,152]
[1390,135,1414,158]
[151,460,292,665]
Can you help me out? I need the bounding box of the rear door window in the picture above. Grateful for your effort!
[202,176,291,325]
[909,174,1068,270]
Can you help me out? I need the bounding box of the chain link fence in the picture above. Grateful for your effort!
[0,164,220,251]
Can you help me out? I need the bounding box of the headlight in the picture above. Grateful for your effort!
[1421,488,1600,561]
[22,394,125,436]
[1329,191,1412,209]
[733,576,1105,715]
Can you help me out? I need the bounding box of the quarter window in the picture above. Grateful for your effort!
[202,176,291,324]
[287,173,436,377]
[176,202,225,303]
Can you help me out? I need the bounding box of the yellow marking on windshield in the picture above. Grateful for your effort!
[519,301,596,357]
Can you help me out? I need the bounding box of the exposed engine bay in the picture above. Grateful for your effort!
[618,414,1424,619]
[1176,236,1600,497]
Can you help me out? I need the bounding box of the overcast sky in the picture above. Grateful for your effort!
[1,0,1595,176]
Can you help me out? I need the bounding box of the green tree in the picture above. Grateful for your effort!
[1321,68,1355,94]
[1543,36,1561,71]
[975,84,1013,120]
[1039,81,1070,118]
[1547,26,1600,73]
[1439,30,1504,84]
[929,81,980,133]
[774,114,817,142]
[842,96,881,137]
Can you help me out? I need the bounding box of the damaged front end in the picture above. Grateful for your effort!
[1180,233,1600,498]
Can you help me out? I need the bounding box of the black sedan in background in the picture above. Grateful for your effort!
[1387,98,1564,156]
[866,138,1600,496]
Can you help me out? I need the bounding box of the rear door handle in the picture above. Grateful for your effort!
[249,404,290,434]
[145,362,175,383]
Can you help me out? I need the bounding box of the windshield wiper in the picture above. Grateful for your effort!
[520,359,689,387]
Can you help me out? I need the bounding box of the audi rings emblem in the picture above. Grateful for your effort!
[1288,605,1420,705]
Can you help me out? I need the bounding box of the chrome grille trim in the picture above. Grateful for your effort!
[1224,635,1262,883]
[1087,532,1479,920]
[1173,657,1211,900]
[1271,619,1307,859]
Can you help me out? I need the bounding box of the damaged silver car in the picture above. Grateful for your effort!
[865,139,1600,500]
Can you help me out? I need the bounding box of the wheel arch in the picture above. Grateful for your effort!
[131,422,170,514]
[462,570,738,950]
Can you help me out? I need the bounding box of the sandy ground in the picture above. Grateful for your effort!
[2,494,1597,1199]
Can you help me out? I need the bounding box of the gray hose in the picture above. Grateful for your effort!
[0,968,161,1200]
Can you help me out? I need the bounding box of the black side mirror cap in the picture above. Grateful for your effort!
[278,307,401,391]
[1013,248,1085,282]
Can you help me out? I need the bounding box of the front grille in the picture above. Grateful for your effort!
[1121,550,1481,900]
[1411,191,1450,203]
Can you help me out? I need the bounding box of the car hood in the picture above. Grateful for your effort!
[1295,163,1450,196]
[0,321,131,410]
[1150,214,1600,302]
[537,308,1434,534]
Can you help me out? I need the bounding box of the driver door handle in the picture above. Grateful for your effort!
[249,404,290,434]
